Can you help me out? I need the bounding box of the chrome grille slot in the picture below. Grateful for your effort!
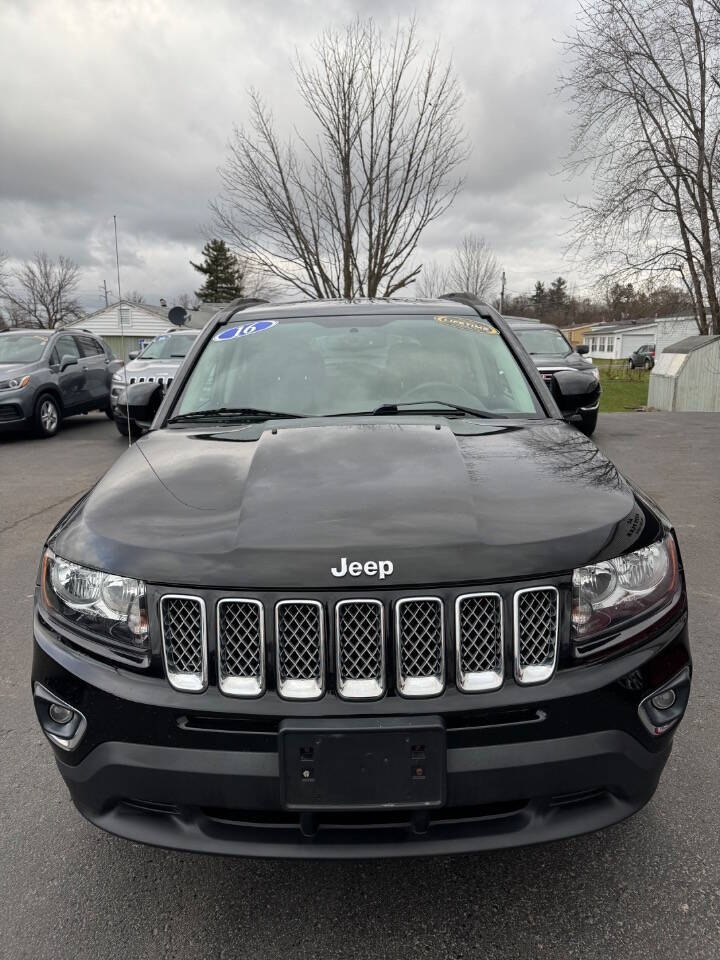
[275,600,325,700]
[335,600,385,700]
[514,587,559,685]
[395,597,444,697]
[160,595,207,692]
[217,599,265,697]
[456,593,503,692]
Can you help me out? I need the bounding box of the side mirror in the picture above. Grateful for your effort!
[551,369,601,419]
[61,355,78,371]
[576,344,589,355]
[116,381,164,431]
[128,350,139,360]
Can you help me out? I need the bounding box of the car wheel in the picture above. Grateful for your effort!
[627,358,635,369]
[115,416,140,441]
[578,410,598,436]
[104,405,115,420]
[644,358,652,370]
[34,395,62,438]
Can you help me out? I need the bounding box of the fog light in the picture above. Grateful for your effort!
[651,689,676,711]
[49,703,74,725]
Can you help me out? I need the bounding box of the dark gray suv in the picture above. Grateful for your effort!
[0,328,120,438]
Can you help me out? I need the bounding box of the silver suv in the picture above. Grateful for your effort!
[111,328,199,437]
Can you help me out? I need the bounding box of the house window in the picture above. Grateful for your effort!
[598,337,605,351]
[118,306,132,328]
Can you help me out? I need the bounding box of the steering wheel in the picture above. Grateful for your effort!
[398,381,484,406]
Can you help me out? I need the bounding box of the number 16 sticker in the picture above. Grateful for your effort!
[215,320,278,341]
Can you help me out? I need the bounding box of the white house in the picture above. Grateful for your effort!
[583,322,658,360]
[583,315,700,360]
[66,300,223,361]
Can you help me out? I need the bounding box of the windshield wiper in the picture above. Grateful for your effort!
[326,400,504,419]
[167,407,305,424]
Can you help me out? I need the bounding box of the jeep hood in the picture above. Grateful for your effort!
[54,420,643,589]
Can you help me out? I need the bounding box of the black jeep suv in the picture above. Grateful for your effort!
[506,318,601,435]
[0,327,119,438]
[32,297,690,858]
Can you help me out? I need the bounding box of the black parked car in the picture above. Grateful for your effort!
[32,297,690,858]
[111,327,199,437]
[506,318,601,435]
[628,344,656,370]
[0,327,120,438]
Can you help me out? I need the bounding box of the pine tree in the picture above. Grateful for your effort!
[532,281,546,316]
[190,240,245,302]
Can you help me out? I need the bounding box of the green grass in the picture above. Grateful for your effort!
[597,360,650,412]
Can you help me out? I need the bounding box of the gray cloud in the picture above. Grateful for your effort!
[0,0,587,309]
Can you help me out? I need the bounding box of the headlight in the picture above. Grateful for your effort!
[589,367,600,381]
[41,549,149,660]
[572,534,680,645]
[112,371,126,384]
[0,374,31,390]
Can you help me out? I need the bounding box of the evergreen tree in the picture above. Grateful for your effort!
[190,240,245,302]
[532,281,546,315]
[548,276,568,308]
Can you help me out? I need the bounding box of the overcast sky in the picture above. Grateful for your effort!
[0,0,589,310]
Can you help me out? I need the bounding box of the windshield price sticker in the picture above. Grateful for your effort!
[434,315,499,335]
[215,320,278,341]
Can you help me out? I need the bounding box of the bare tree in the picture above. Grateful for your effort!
[0,252,83,328]
[562,0,720,334]
[446,234,500,300]
[212,18,466,298]
[415,259,451,297]
[125,289,146,304]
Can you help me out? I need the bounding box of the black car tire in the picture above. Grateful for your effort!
[627,357,635,369]
[115,416,140,441]
[579,409,598,436]
[104,405,115,420]
[644,358,653,371]
[33,394,62,438]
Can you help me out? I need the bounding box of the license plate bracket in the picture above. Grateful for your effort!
[279,716,446,811]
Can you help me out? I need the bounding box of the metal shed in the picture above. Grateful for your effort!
[648,335,720,411]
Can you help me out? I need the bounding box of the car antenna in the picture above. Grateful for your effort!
[114,215,132,448]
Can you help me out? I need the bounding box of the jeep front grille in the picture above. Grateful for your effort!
[514,586,559,685]
[160,595,207,692]
[217,599,265,697]
[395,597,444,697]
[335,599,385,700]
[455,593,503,692]
[275,600,325,700]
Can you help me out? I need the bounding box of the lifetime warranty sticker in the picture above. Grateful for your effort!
[434,315,499,335]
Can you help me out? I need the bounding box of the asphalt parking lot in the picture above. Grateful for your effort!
[1,412,718,960]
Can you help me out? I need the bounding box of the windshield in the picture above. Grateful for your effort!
[0,332,50,363]
[174,313,542,420]
[515,328,573,356]
[139,333,197,360]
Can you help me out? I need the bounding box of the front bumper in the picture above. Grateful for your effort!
[0,390,33,429]
[32,612,690,859]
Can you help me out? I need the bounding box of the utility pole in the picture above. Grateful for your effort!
[500,271,506,314]
[99,280,110,307]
